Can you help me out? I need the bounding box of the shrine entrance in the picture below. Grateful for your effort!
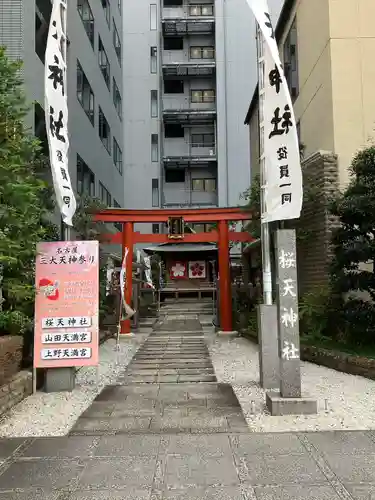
[94,207,253,334]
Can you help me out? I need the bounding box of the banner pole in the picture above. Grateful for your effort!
[256,26,273,305]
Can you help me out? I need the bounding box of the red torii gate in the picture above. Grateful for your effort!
[94,207,253,334]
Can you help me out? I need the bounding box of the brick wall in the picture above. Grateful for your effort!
[295,151,339,294]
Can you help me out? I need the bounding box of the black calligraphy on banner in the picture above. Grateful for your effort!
[269,65,281,94]
[269,105,293,139]
[49,107,66,143]
[263,12,275,39]
[48,55,64,96]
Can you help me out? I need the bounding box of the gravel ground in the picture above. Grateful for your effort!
[207,332,375,433]
[0,331,150,438]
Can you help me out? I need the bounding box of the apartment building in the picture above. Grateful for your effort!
[0,0,124,222]
[123,0,253,236]
[245,0,375,292]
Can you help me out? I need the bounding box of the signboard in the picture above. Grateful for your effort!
[34,241,99,368]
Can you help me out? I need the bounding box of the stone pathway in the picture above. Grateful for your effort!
[0,318,374,499]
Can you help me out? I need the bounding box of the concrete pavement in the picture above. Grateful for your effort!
[0,317,374,499]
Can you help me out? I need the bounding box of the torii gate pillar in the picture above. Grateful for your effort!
[218,220,233,333]
[121,221,133,334]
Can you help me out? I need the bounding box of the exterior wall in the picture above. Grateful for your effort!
[277,0,334,163]
[122,0,160,236]
[249,101,260,181]
[0,0,124,212]
[295,151,339,294]
[329,0,375,188]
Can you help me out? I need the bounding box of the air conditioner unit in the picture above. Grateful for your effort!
[190,6,200,15]
[209,149,214,156]
[201,5,212,15]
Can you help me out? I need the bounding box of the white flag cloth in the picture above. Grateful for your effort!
[44,0,76,226]
[120,248,135,319]
[246,0,303,222]
[144,256,155,289]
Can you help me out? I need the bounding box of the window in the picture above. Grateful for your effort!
[150,46,157,73]
[150,4,157,30]
[114,200,122,231]
[77,0,94,47]
[191,133,214,147]
[98,36,110,88]
[99,107,111,153]
[34,102,48,156]
[189,4,214,16]
[165,124,184,138]
[190,46,215,59]
[113,20,121,64]
[101,0,110,26]
[164,0,183,5]
[191,89,215,103]
[113,78,122,119]
[35,0,51,63]
[99,182,111,206]
[152,178,159,207]
[151,134,159,162]
[165,169,185,183]
[113,137,123,174]
[77,61,95,125]
[77,155,95,197]
[164,37,183,50]
[164,80,184,94]
[192,223,213,233]
[150,90,158,118]
[192,178,216,191]
[152,224,160,234]
[283,18,299,100]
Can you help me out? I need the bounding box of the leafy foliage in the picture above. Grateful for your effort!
[72,195,111,320]
[329,146,375,345]
[0,47,59,335]
[241,174,261,240]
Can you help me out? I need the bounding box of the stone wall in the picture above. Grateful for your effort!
[295,151,339,294]
[0,371,32,416]
[0,336,23,386]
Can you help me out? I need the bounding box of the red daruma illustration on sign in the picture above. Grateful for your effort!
[38,278,59,301]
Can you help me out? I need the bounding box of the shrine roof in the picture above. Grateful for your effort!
[143,243,217,254]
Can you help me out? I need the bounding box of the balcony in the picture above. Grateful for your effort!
[163,139,216,168]
[163,47,215,77]
[162,188,218,208]
[162,4,215,36]
[162,93,216,124]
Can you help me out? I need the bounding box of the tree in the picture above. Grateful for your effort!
[0,47,59,335]
[330,146,375,344]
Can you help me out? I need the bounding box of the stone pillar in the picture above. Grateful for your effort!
[257,304,279,389]
[266,229,317,415]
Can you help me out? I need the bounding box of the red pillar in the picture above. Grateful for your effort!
[218,220,232,332]
[121,221,134,334]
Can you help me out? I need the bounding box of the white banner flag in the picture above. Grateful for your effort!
[44,0,76,226]
[120,248,135,319]
[246,0,303,223]
[144,256,155,289]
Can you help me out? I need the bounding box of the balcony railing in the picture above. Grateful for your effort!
[163,48,215,64]
[162,3,215,20]
[163,141,216,159]
[162,188,218,207]
[162,94,216,112]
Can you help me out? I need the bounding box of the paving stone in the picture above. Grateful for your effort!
[57,489,151,500]
[164,455,239,488]
[253,484,342,500]
[304,431,375,455]
[345,484,375,500]
[324,453,375,483]
[80,403,116,418]
[94,435,160,457]
[0,439,26,458]
[230,434,306,457]
[165,434,231,457]
[0,459,84,490]
[162,485,244,500]
[71,417,151,434]
[77,457,157,488]
[0,490,58,500]
[157,376,180,383]
[22,437,97,458]
[238,454,326,485]
[178,375,216,382]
